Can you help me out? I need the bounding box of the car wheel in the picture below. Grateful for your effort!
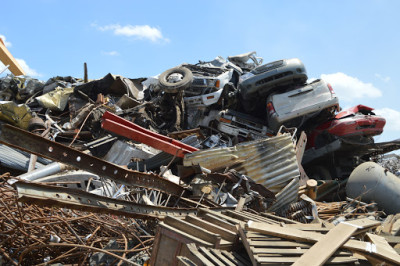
[307,165,332,180]
[158,67,193,93]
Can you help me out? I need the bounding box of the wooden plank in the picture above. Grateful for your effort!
[176,256,197,266]
[246,232,281,240]
[185,215,237,242]
[186,243,215,266]
[247,221,400,265]
[224,210,252,222]
[239,211,281,224]
[159,223,213,247]
[198,208,246,227]
[153,234,182,265]
[227,210,280,224]
[235,197,246,212]
[249,240,310,248]
[209,249,237,266]
[384,235,400,245]
[282,223,330,233]
[163,218,221,247]
[254,255,358,264]
[367,233,398,256]
[0,38,25,76]
[260,212,300,224]
[202,213,238,232]
[199,246,225,265]
[250,247,352,256]
[238,226,258,266]
[178,243,204,266]
[149,226,162,265]
[221,250,251,266]
[211,249,244,266]
[345,218,381,229]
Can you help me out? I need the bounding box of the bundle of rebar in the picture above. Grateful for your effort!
[0,173,154,265]
[316,199,381,221]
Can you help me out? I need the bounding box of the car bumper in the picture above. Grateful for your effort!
[327,115,386,137]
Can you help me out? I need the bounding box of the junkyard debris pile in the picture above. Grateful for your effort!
[1,51,400,265]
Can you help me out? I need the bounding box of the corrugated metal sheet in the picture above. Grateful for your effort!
[184,134,300,209]
[0,144,48,171]
[268,177,299,212]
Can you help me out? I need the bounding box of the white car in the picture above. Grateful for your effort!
[266,79,339,132]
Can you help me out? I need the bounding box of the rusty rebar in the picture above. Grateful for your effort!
[0,181,154,265]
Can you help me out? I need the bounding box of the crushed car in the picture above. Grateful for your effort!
[266,79,339,133]
[238,58,308,113]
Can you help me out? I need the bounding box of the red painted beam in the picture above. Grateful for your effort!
[101,111,198,158]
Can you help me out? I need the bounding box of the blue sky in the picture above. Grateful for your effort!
[1,0,399,144]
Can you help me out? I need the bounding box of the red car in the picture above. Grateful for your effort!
[307,105,386,149]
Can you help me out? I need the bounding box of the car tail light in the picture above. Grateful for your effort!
[328,83,335,94]
[267,102,276,114]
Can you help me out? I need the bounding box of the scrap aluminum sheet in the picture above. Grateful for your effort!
[184,134,300,195]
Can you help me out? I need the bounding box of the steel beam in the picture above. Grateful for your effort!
[14,181,195,219]
[101,111,198,158]
[0,124,184,196]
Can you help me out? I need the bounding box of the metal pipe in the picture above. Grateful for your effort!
[346,161,400,214]
[14,162,69,183]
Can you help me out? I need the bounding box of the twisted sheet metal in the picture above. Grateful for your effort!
[184,134,300,192]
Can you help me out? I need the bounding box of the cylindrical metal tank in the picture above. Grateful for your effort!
[346,161,400,214]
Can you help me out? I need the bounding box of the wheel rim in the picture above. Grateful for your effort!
[166,73,184,83]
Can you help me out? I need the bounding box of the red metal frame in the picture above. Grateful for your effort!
[101,111,198,158]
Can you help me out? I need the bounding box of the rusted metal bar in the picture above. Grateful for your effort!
[101,111,198,157]
[0,124,184,196]
[14,181,197,219]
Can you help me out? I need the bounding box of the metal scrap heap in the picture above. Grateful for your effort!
[1,51,400,265]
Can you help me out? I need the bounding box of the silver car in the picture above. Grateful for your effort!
[266,79,339,132]
[238,58,308,100]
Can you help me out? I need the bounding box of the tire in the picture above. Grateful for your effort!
[307,165,332,180]
[158,67,193,93]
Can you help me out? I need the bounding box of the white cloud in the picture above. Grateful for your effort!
[0,35,40,77]
[101,50,120,56]
[0,59,40,77]
[320,72,382,102]
[0,34,12,47]
[95,23,169,43]
[374,108,400,132]
[375,73,391,83]
[15,59,40,77]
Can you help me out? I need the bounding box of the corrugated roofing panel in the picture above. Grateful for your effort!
[184,134,300,208]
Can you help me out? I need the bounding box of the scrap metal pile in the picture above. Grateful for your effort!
[1,51,400,265]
